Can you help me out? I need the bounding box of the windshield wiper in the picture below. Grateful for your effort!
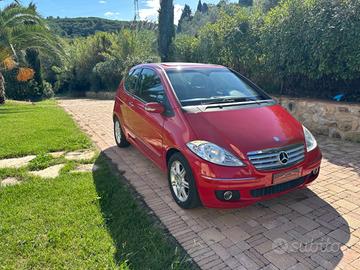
[201,97,259,105]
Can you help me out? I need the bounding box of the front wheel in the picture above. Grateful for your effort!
[114,117,130,148]
[168,153,201,209]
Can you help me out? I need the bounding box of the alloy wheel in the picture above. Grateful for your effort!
[170,160,189,202]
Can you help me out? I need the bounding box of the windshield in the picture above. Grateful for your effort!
[166,68,270,106]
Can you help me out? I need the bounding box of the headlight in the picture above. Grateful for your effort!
[303,125,317,152]
[186,140,245,167]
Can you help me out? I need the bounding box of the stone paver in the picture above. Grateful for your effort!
[65,150,96,161]
[59,99,360,270]
[49,151,65,158]
[30,164,65,179]
[1,177,21,187]
[70,163,99,173]
[0,155,36,169]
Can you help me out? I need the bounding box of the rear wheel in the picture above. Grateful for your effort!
[114,117,130,147]
[168,152,201,209]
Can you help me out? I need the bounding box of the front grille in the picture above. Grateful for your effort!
[247,144,305,171]
[251,177,306,197]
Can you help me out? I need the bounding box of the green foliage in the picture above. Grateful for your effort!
[3,69,54,101]
[158,0,175,61]
[55,30,159,93]
[177,4,192,33]
[25,48,43,87]
[46,17,156,37]
[254,0,279,11]
[0,2,63,103]
[173,0,360,101]
[239,0,253,7]
[177,4,219,35]
[173,34,200,62]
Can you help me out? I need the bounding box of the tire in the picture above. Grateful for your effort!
[167,152,201,209]
[113,117,130,148]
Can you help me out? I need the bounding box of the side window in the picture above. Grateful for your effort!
[137,68,165,103]
[124,68,141,94]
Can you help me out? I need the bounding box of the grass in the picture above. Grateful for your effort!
[0,100,193,270]
[0,100,91,158]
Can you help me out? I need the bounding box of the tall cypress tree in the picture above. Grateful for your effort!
[158,0,174,61]
[197,0,203,12]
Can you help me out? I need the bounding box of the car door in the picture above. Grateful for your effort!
[130,68,168,166]
[120,68,142,138]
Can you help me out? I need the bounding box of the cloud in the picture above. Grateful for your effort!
[99,0,107,3]
[104,11,120,17]
[139,0,183,24]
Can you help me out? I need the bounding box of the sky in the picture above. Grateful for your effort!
[0,0,235,24]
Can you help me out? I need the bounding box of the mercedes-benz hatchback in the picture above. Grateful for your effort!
[113,63,322,209]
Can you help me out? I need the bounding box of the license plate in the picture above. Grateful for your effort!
[273,168,301,185]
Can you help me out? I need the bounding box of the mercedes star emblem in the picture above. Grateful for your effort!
[278,151,289,164]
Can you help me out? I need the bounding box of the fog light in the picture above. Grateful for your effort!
[215,190,240,201]
[223,191,233,201]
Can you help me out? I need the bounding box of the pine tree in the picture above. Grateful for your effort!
[158,0,175,61]
[177,4,192,33]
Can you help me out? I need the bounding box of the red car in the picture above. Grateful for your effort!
[113,63,322,209]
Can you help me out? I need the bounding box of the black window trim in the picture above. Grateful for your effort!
[124,68,141,95]
[125,66,174,116]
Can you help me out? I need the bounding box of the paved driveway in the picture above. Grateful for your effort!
[59,99,360,270]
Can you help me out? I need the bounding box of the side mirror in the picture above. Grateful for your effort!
[144,102,165,114]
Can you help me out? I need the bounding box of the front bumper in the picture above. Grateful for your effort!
[185,147,322,208]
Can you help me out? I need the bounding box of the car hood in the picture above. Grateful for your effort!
[183,104,304,159]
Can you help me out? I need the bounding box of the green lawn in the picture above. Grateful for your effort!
[0,100,91,159]
[0,101,193,270]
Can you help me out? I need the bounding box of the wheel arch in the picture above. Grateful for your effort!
[165,148,181,166]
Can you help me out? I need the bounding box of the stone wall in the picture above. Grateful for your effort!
[278,96,360,143]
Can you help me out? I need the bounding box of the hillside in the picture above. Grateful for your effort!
[46,17,156,37]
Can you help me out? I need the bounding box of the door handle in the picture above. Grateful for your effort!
[128,101,134,107]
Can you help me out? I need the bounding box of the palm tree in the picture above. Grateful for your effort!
[0,2,62,104]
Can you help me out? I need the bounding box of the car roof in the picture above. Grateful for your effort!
[134,62,226,70]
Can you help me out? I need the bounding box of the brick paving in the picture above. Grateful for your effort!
[59,99,360,270]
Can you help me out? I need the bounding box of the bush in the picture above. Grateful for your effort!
[173,0,360,102]
[4,69,54,101]
[55,29,159,93]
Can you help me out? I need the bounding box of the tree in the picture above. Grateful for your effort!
[158,0,174,61]
[197,0,203,12]
[254,0,279,12]
[177,4,192,33]
[0,2,62,104]
[25,48,43,88]
[239,0,253,7]
[202,3,209,13]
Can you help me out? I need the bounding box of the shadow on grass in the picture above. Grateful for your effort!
[92,153,196,270]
